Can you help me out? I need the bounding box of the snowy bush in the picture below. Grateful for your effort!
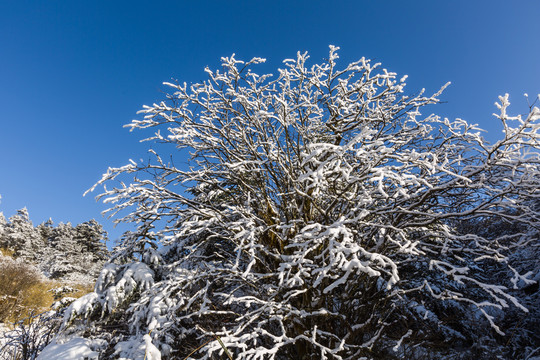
[72,47,540,359]
[0,311,61,360]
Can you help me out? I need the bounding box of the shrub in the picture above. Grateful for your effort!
[71,47,540,358]
[0,256,44,323]
[0,311,62,360]
[0,255,94,325]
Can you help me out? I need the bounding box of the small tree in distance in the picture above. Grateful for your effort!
[70,47,540,359]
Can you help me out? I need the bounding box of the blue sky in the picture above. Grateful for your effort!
[1,0,539,243]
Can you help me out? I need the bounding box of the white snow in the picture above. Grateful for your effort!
[37,337,106,360]
[113,335,162,360]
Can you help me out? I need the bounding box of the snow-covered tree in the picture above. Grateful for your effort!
[68,47,540,359]
[0,214,6,234]
[38,220,108,283]
[74,220,108,262]
[1,208,43,262]
[0,209,108,284]
[0,196,10,255]
[0,213,7,251]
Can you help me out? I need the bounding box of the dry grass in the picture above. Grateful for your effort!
[0,247,15,257]
[0,253,94,325]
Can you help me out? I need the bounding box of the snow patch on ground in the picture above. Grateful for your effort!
[114,335,162,360]
[0,322,11,353]
[37,337,106,360]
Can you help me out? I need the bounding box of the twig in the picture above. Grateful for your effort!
[215,335,233,360]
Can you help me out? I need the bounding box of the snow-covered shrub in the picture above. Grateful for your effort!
[446,199,540,358]
[63,261,155,325]
[74,47,539,359]
[0,311,61,360]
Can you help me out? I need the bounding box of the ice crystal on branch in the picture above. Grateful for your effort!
[73,47,539,359]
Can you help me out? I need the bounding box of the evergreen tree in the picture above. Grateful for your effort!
[0,212,7,250]
[2,208,43,262]
[0,209,109,284]
[74,220,108,262]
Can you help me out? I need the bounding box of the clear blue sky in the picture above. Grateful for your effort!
[1,0,539,243]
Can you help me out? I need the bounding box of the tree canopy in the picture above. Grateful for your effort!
[63,47,540,359]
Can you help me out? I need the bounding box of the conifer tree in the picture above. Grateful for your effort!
[2,208,43,262]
